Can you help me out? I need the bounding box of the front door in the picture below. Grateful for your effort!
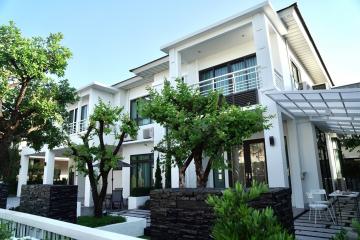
[243,139,267,187]
[231,139,267,187]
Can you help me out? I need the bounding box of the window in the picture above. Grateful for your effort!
[80,105,88,132]
[199,54,257,95]
[291,61,301,85]
[68,108,77,134]
[130,97,152,126]
[130,154,154,192]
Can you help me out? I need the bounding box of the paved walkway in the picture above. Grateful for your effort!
[6,197,20,209]
[110,209,151,227]
[295,199,358,239]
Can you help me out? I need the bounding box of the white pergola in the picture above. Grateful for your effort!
[266,88,360,135]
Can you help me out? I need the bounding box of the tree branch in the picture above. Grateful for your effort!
[112,131,126,156]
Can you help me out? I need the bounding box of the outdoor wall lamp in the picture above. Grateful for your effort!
[269,136,275,146]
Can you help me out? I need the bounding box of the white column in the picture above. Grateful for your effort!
[17,154,29,197]
[169,48,182,85]
[297,120,322,202]
[252,13,275,90]
[43,148,55,184]
[253,13,288,188]
[168,48,181,188]
[84,176,93,207]
[286,119,305,208]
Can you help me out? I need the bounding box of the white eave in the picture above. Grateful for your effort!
[130,55,169,79]
[278,4,333,86]
[161,1,287,53]
[77,82,118,94]
[266,88,360,135]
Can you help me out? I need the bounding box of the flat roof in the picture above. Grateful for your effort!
[266,88,360,135]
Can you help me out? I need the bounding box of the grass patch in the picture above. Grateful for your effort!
[77,215,126,228]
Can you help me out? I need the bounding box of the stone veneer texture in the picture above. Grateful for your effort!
[150,188,293,240]
[20,184,78,223]
[0,184,8,209]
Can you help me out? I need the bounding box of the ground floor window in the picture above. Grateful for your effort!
[130,154,154,195]
[229,138,267,187]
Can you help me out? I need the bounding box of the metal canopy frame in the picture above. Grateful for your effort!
[266,88,360,135]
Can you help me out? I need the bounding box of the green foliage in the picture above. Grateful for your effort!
[0,223,12,240]
[0,21,77,149]
[207,182,293,240]
[154,155,162,189]
[77,215,126,228]
[340,135,360,152]
[331,220,360,240]
[0,21,77,180]
[66,100,139,217]
[332,230,348,240]
[140,79,271,186]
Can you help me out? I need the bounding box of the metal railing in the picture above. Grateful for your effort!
[0,209,140,240]
[191,65,261,96]
[67,122,77,135]
[67,120,88,135]
[79,119,88,133]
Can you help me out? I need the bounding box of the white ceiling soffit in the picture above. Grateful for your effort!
[130,56,169,79]
[278,7,332,86]
[266,89,360,135]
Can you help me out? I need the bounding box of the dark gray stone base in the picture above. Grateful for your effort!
[0,183,8,209]
[20,184,78,223]
[150,188,293,240]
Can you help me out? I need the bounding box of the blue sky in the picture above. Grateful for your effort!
[1,0,359,88]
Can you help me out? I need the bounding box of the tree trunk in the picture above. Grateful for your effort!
[193,150,205,188]
[0,140,11,181]
[179,168,185,188]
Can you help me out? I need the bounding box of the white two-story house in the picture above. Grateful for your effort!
[17,1,360,210]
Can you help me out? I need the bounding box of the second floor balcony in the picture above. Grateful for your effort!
[191,65,261,107]
[67,119,88,135]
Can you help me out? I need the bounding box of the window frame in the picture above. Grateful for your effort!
[130,96,152,126]
[130,153,154,191]
[290,61,301,85]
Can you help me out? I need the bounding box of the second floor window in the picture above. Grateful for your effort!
[291,61,301,85]
[80,105,88,132]
[68,108,77,134]
[130,97,152,126]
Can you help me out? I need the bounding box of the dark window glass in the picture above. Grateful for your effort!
[130,154,154,191]
[291,62,301,84]
[130,97,152,126]
[80,105,87,120]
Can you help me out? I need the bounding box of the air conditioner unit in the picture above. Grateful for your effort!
[124,133,137,142]
[298,81,311,90]
[143,127,154,139]
[312,83,330,90]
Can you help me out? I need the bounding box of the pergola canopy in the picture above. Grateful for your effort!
[266,88,360,135]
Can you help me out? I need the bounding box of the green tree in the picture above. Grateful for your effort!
[67,101,138,217]
[154,154,162,189]
[141,79,270,187]
[0,21,77,181]
[340,135,360,152]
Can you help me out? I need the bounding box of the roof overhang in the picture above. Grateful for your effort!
[161,1,287,53]
[266,89,360,135]
[130,55,169,79]
[278,4,334,86]
[112,76,153,90]
[77,82,118,94]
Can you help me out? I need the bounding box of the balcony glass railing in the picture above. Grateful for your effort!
[192,65,261,96]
